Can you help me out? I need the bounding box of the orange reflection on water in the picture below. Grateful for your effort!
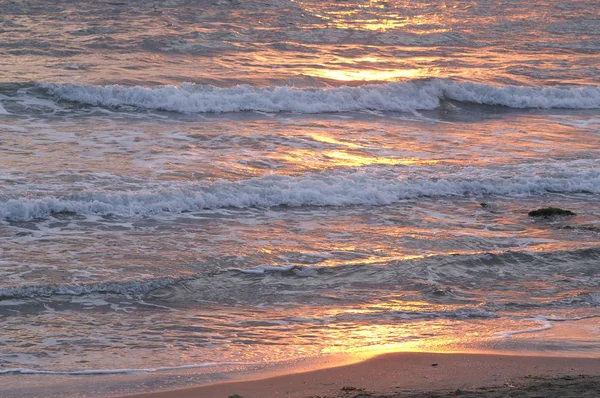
[307,133,363,149]
[318,318,476,356]
[320,325,421,355]
[318,55,442,82]
[281,1,457,83]
[315,253,432,268]
[321,14,449,33]
[325,151,433,167]
[296,0,449,33]
[310,67,431,82]
[313,297,501,357]
[278,148,437,170]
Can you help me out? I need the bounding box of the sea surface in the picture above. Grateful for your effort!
[0,0,599,396]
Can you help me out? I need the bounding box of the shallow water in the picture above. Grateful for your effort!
[0,0,599,396]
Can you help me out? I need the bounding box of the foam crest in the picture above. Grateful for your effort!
[442,81,600,109]
[41,79,600,114]
[2,167,600,221]
[42,81,442,113]
[0,101,9,115]
[0,362,246,376]
[231,265,298,274]
[493,315,599,339]
[494,316,554,338]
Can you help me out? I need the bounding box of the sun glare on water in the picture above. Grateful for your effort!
[294,0,449,33]
[310,68,429,82]
[287,1,449,82]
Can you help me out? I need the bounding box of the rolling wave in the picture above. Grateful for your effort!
[2,166,599,221]
[0,276,189,300]
[40,79,600,113]
[2,248,598,306]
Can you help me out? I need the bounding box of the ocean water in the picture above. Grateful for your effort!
[1,0,599,396]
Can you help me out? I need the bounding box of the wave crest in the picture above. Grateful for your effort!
[2,167,600,221]
[41,79,600,114]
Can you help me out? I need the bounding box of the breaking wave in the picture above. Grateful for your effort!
[40,79,600,113]
[2,166,600,221]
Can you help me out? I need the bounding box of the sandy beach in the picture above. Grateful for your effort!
[119,352,600,398]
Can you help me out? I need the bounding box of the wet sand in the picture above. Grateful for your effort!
[119,352,600,398]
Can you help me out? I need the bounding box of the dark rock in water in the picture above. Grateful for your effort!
[227,395,244,398]
[480,202,489,208]
[528,207,575,217]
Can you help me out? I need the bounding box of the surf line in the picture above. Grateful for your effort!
[494,314,599,338]
[0,362,252,376]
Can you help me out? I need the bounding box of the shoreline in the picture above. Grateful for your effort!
[118,352,600,398]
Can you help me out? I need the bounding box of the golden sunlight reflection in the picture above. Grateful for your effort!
[325,150,422,166]
[307,133,363,149]
[286,1,452,82]
[318,321,476,356]
[295,1,449,33]
[310,297,514,358]
[296,51,442,83]
[315,253,432,268]
[310,68,430,82]
[277,148,438,170]
[315,313,600,359]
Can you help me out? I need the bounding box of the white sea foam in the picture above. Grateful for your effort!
[41,79,600,114]
[2,166,600,221]
[441,81,600,109]
[493,315,600,338]
[0,362,247,376]
[0,102,9,115]
[494,316,554,338]
[231,265,297,274]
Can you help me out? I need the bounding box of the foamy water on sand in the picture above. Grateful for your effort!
[0,0,599,396]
